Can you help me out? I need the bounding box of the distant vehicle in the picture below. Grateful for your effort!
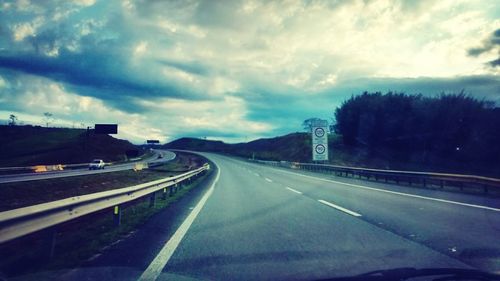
[89,159,105,170]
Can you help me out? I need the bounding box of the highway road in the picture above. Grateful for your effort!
[0,150,176,184]
[58,153,500,280]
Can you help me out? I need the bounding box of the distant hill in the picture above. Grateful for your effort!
[163,132,500,177]
[165,137,232,153]
[165,132,329,162]
[0,125,143,167]
[164,133,369,165]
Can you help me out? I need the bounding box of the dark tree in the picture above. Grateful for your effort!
[333,92,500,173]
[8,114,17,126]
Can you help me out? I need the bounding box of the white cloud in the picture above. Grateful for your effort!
[12,22,35,41]
[73,0,96,7]
[136,96,273,139]
[133,41,148,56]
[0,75,7,88]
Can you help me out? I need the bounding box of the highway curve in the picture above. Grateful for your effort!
[56,153,500,281]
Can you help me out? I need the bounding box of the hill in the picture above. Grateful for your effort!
[164,137,231,152]
[165,132,348,162]
[164,133,312,161]
[163,132,500,178]
[0,125,143,167]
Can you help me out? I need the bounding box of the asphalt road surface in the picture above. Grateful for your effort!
[0,150,176,184]
[54,153,500,280]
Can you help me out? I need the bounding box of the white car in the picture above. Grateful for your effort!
[89,159,105,170]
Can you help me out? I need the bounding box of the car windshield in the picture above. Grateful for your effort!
[0,1,499,281]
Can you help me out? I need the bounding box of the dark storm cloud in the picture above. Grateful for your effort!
[2,52,181,91]
[0,48,211,113]
[467,29,500,67]
[0,0,215,114]
[488,58,500,67]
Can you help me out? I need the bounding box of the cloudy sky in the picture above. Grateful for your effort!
[0,0,499,143]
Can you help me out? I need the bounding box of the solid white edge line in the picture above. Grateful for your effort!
[286,187,303,194]
[138,165,221,281]
[272,168,500,212]
[318,199,362,217]
[265,178,273,182]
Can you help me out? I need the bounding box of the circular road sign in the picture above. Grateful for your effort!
[314,127,325,138]
[315,144,326,154]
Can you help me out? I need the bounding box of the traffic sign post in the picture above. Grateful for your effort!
[311,120,328,161]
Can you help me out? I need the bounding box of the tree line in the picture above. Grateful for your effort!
[333,92,500,173]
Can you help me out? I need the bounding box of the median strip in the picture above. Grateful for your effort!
[317,199,362,217]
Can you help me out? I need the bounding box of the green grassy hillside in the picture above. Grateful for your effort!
[0,125,143,167]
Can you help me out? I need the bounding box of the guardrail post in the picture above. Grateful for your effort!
[149,192,156,207]
[423,179,426,187]
[113,205,121,226]
[483,184,488,194]
[169,185,174,197]
[162,187,167,200]
[408,178,412,186]
[440,180,444,189]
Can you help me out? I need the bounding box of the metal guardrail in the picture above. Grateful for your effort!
[0,163,210,244]
[249,159,500,194]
